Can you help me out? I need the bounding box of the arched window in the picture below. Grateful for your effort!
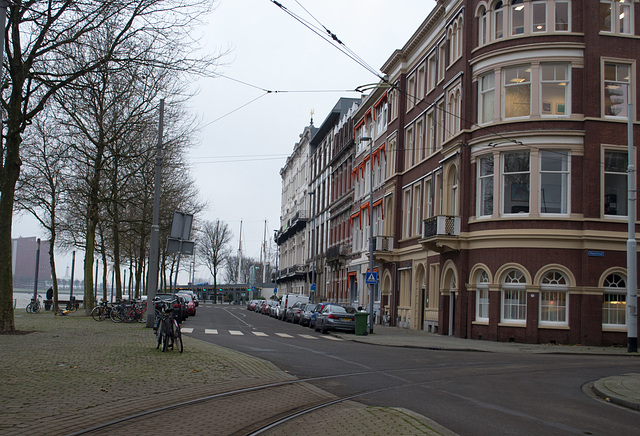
[478,5,488,45]
[476,270,490,321]
[540,270,568,325]
[493,1,504,40]
[603,273,626,327]
[501,268,526,323]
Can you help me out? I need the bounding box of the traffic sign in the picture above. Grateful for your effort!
[311,283,316,291]
[365,272,378,284]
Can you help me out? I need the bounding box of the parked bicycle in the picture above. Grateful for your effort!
[91,299,113,321]
[154,298,183,353]
[26,295,42,314]
[110,299,146,323]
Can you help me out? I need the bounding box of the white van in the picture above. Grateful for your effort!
[279,294,309,320]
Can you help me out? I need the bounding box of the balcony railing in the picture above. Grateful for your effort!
[422,216,461,238]
[373,236,394,251]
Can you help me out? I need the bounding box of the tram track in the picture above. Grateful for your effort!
[67,358,621,436]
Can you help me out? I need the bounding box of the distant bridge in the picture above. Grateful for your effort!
[173,283,274,304]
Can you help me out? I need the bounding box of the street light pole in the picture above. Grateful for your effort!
[361,136,375,334]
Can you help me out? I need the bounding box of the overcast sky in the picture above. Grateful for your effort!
[12,0,437,282]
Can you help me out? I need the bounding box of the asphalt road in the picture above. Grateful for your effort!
[186,304,639,436]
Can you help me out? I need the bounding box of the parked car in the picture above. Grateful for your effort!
[268,301,281,317]
[279,294,310,321]
[285,302,307,323]
[154,293,187,323]
[314,304,356,334]
[299,303,318,327]
[308,302,340,328]
[248,299,261,311]
[176,293,196,316]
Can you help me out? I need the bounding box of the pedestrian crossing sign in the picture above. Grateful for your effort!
[365,271,378,284]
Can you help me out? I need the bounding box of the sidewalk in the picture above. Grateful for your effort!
[333,324,640,411]
[1,313,455,436]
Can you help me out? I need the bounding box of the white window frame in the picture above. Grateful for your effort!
[479,72,495,124]
[503,65,531,119]
[511,0,525,36]
[501,269,527,324]
[476,270,490,322]
[554,0,570,32]
[603,61,631,119]
[540,63,570,117]
[502,151,530,215]
[600,0,633,35]
[539,150,570,215]
[603,149,628,217]
[493,1,504,40]
[532,0,547,33]
[478,154,494,217]
[602,273,627,328]
[539,271,569,326]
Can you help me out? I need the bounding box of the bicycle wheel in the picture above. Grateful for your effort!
[26,303,33,314]
[110,307,123,322]
[67,302,78,313]
[161,320,170,352]
[91,306,104,321]
[173,320,183,353]
[32,301,41,313]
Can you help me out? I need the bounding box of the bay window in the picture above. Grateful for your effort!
[511,0,525,35]
[532,0,546,33]
[479,72,495,124]
[478,155,494,217]
[494,1,504,39]
[541,63,569,116]
[540,151,569,214]
[600,1,632,35]
[503,152,530,214]
[555,1,569,31]
[504,66,531,118]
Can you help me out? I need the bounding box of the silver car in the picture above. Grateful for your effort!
[314,304,355,334]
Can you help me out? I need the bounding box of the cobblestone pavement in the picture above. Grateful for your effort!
[1,313,455,436]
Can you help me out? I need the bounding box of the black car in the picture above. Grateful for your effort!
[154,293,188,323]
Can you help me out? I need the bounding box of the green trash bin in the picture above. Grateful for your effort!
[355,312,369,336]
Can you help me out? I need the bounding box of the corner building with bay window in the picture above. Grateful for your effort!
[371,0,639,346]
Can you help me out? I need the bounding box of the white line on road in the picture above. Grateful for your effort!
[181,327,194,333]
[252,332,268,336]
[323,336,343,341]
[204,329,218,334]
[298,334,318,340]
[229,330,244,336]
[275,333,293,338]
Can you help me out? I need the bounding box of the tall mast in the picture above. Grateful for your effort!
[262,220,267,283]
[237,221,243,284]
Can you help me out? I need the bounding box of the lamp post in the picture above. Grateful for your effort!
[360,136,375,334]
[626,95,638,353]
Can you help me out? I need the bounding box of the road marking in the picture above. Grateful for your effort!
[298,334,318,340]
[229,330,244,336]
[252,331,268,336]
[323,336,343,341]
[275,333,293,338]
[181,327,194,333]
[205,329,218,334]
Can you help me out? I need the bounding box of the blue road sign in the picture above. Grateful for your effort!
[311,283,316,291]
[366,272,378,284]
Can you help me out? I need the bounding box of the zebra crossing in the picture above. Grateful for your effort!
[180,327,343,340]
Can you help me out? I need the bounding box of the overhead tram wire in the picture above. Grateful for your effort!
[269,0,386,82]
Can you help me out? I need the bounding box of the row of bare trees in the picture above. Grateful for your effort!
[0,0,220,332]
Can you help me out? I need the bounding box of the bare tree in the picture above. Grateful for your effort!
[198,220,232,303]
[15,112,71,313]
[0,0,217,331]
[224,256,261,285]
